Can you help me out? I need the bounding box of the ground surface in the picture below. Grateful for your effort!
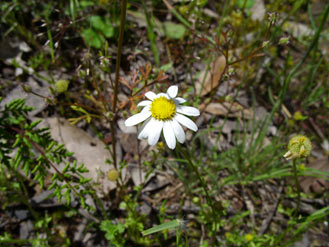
[0,0,329,246]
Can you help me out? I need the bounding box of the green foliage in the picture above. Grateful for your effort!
[1,0,329,246]
[236,0,255,9]
[142,219,183,236]
[90,16,115,38]
[100,195,153,246]
[100,220,126,246]
[0,97,96,212]
[163,22,186,39]
[82,15,115,48]
[82,28,104,49]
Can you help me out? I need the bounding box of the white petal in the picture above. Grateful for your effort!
[167,85,178,98]
[174,113,198,132]
[148,120,163,146]
[156,93,169,98]
[125,109,151,126]
[137,118,152,139]
[137,100,152,107]
[142,105,151,112]
[174,97,186,104]
[145,91,156,100]
[163,121,176,149]
[171,119,185,144]
[177,105,200,116]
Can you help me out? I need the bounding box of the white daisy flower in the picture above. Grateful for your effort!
[125,85,200,149]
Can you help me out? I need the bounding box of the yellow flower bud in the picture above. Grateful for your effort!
[55,80,69,94]
[245,233,253,241]
[293,111,307,121]
[284,135,312,160]
[179,5,189,15]
[279,37,290,45]
[299,163,305,171]
[192,197,200,204]
[157,141,165,151]
[107,169,120,181]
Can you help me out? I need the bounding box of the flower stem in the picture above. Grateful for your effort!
[292,159,301,216]
[176,145,219,231]
[110,0,127,168]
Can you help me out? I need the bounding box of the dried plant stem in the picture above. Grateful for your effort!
[111,0,127,168]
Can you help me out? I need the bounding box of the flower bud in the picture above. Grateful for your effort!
[192,197,200,204]
[284,135,312,160]
[107,168,120,181]
[22,84,32,93]
[245,234,253,241]
[55,80,69,94]
[279,37,290,45]
[262,40,270,48]
[293,111,307,121]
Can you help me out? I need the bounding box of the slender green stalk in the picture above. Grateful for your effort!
[143,0,160,67]
[9,166,39,220]
[252,4,329,152]
[177,145,213,209]
[0,239,34,245]
[216,0,229,40]
[176,144,220,242]
[162,0,216,45]
[274,159,302,247]
[280,3,329,103]
[111,0,127,168]
[292,159,301,216]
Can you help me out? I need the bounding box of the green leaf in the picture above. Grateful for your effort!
[80,0,94,8]
[30,119,42,129]
[236,0,255,8]
[295,207,329,236]
[159,62,173,72]
[82,28,103,48]
[100,220,126,241]
[90,15,114,38]
[163,22,186,39]
[142,219,183,236]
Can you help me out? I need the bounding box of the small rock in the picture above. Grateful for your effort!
[15,210,28,221]
[251,0,266,21]
[118,119,137,134]
[19,220,33,239]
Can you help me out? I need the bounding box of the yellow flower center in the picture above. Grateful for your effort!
[150,96,176,121]
[287,135,312,158]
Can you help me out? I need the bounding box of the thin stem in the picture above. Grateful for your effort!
[281,3,329,105]
[110,0,127,168]
[12,127,81,197]
[12,127,106,221]
[9,166,39,219]
[252,4,329,152]
[275,159,302,246]
[176,144,219,224]
[292,159,301,216]
[112,0,127,112]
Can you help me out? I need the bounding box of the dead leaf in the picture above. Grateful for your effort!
[299,157,329,194]
[283,21,314,39]
[251,0,266,21]
[201,102,253,119]
[0,79,51,117]
[37,117,124,197]
[196,56,226,96]
[128,163,148,187]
